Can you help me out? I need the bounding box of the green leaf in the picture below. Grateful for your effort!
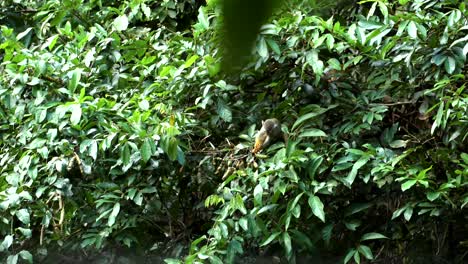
[253,184,263,206]
[257,37,268,58]
[282,232,292,257]
[299,128,327,138]
[326,35,334,50]
[68,68,82,94]
[361,232,388,241]
[121,143,130,165]
[19,250,33,264]
[460,153,468,163]
[292,107,329,131]
[358,245,373,260]
[141,139,152,163]
[164,259,182,264]
[167,137,178,161]
[42,35,59,50]
[197,7,209,30]
[7,254,18,264]
[27,138,47,149]
[308,195,325,222]
[407,21,417,38]
[306,50,324,75]
[378,2,388,18]
[389,139,408,148]
[209,256,223,264]
[322,224,333,245]
[70,104,82,126]
[444,56,456,74]
[344,249,356,264]
[404,206,413,221]
[345,203,372,216]
[217,99,232,122]
[354,250,361,264]
[16,209,30,225]
[261,231,281,247]
[266,38,281,55]
[184,55,199,68]
[307,156,323,179]
[113,15,128,31]
[426,191,440,201]
[108,202,120,226]
[401,179,417,191]
[344,155,370,186]
[2,235,13,250]
[17,28,32,40]
[328,58,341,70]
[139,99,149,111]
[344,219,361,231]
[89,140,98,161]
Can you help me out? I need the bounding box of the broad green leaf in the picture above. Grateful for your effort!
[113,15,128,31]
[328,58,341,70]
[19,250,33,264]
[345,203,372,216]
[16,209,30,225]
[307,156,323,179]
[322,224,333,245]
[292,108,328,131]
[164,259,182,264]
[389,139,408,148]
[217,99,232,122]
[27,138,46,149]
[239,217,248,231]
[308,195,325,222]
[361,232,388,241]
[42,35,59,50]
[358,245,373,260]
[404,206,413,221]
[344,219,361,231]
[89,140,98,161]
[401,179,417,191]
[141,139,152,162]
[344,249,356,264]
[299,128,327,138]
[253,184,263,206]
[139,99,149,111]
[257,37,268,58]
[167,137,178,161]
[378,2,388,18]
[444,56,456,74]
[209,256,223,264]
[344,155,370,186]
[261,231,281,246]
[108,202,120,226]
[2,235,13,250]
[70,104,82,126]
[68,68,82,94]
[266,38,281,55]
[197,7,209,30]
[460,153,468,163]
[7,254,18,264]
[17,28,32,40]
[426,191,440,201]
[282,232,292,257]
[184,55,199,68]
[121,143,130,165]
[354,250,361,264]
[407,21,417,38]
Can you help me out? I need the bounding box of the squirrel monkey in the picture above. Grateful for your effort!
[252,118,286,154]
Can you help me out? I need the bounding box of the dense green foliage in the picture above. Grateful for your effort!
[0,0,467,263]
